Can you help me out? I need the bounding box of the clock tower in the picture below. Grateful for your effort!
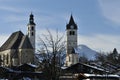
[65,15,79,66]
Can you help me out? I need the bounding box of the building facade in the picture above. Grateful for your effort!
[0,13,35,67]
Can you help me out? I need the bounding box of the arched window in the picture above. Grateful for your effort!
[31,26,34,30]
[0,55,2,66]
[72,31,75,35]
[6,54,9,64]
[31,32,34,36]
[3,55,5,65]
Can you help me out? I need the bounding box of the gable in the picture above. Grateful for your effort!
[0,31,33,51]
[19,35,33,49]
[0,31,24,51]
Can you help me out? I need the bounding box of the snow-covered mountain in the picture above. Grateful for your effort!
[35,44,98,63]
[76,44,98,60]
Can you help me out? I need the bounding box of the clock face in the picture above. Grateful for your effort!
[70,25,74,29]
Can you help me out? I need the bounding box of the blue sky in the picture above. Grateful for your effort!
[0,0,120,52]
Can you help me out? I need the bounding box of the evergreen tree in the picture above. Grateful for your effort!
[107,48,119,65]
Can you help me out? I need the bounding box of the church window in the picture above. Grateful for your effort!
[70,31,72,35]
[3,55,5,65]
[0,55,1,66]
[6,54,9,64]
[73,31,75,35]
[31,26,34,30]
[31,32,34,36]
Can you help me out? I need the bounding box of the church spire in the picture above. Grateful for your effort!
[28,13,36,25]
[66,15,77,30]
[69,14,75,25]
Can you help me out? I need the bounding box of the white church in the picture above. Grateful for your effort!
[0,13,36,67]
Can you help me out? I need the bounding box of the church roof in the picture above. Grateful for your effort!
[12,50,19,58]
[19,35,33,49]
[66,15,77,30]
[0,31,33,51]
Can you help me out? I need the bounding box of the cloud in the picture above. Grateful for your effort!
[2,15,26,23]
[79,34,120,52]
[0,29,120,53]
[98,0,120,25]
[35,13,69,31]
[0,34,9,47]
[36,29,66,43]
[0,6,22,13]
[36,29,120,53]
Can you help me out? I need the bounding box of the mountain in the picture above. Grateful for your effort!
[75,44,98,60]
[35,44,98,63]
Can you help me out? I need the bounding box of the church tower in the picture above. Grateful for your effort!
[65,15,79,66]
[27,13,36,49]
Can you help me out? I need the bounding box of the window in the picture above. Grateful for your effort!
[69,31,75,35]
[0,55,1,60]
[31,32,34,36]
[3,55,5,65]
[31,26,34,30]
[70,31,72,35]
[6,54,9,64]
[72,31,75,35]
[0,55,1,66]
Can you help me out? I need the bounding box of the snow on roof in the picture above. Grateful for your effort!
[27,63,38,68]
[107,63,118,69]
[23,77,31,80]
[34,71,43,74]
[18,63,38,68]
[84,73,120,78]
[82,63,109,72]
[61,66,68,69]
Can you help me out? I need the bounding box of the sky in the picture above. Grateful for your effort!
[0,0,120,52]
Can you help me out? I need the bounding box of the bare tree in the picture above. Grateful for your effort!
[37,29,65,80]
[95,52,107,65]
